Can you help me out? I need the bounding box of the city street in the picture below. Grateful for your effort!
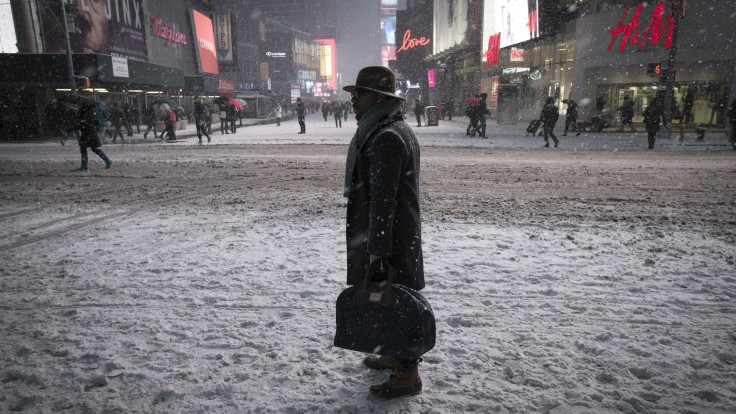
[1,112,735,413]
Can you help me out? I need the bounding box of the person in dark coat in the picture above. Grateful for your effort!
[59,102,80,145]
[413,100,424,127]
[478,93,489,138]
[682,90,695,125]
[109,102,126,143]
[194,97,211,144]
[333,100,343,127]
[465,100,479,136]
[540,97,560,147]
[76,102,112,170]
[562,99,580,136]
[643,97,663,149]
[227,103,238,134]
[618,96,636,132]
[322,101,330,121]
[343,66,425,399]
[142,104,158,139]
[296,98,306,133]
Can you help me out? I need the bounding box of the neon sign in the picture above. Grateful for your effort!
[485,33,500,67]
[396,30,430,53]
[608,2,675,53]
[152,16,187,46]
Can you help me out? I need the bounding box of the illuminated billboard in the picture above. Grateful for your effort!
[314,39,336,92]
[482,0,540,64]
[191,9,219,75]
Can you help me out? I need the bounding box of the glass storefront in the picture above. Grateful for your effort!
[597,82,730,125]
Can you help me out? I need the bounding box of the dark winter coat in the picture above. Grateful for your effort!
[541,103,559,127]
[620,98,634,124]
[344,98,424,291]
[565,102,578,121]
[109,105,125,127]
[77,104,100,149]
[296,102,306,119]
[643,103,663,133]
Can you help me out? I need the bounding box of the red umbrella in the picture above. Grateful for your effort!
[465,97,480,105]
[227,98,244,110]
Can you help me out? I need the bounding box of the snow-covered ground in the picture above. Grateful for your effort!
[1,114,735,413]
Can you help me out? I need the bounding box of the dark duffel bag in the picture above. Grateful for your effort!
[526,119,542,134]
[334,277,436,360]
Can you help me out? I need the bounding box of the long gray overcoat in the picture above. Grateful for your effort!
[344,99,424,291]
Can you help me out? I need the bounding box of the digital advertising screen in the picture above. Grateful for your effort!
[191,9,219,75]
[482,0,540,61]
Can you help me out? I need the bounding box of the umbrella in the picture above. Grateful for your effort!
[57,93,96,106]
[151,97,176,106]
[465,97,480,105]
[234,98,247,106]
[227,98,244,110]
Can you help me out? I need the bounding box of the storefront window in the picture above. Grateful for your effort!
[597,82,729,125]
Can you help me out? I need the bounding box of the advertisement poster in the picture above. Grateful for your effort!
[433,0,468,55]
[40,0,147,61]
[427,69,435,88]
[214,12,233,62]
[191,9,219,75]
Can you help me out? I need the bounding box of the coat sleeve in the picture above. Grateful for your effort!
[364,130,406,257]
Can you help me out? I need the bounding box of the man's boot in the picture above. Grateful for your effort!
[370,365,422,399]
[98,151,112,169]
[78,154,88,171]
[364,355,398,370]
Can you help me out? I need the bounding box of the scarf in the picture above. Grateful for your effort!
[343,98,405,197]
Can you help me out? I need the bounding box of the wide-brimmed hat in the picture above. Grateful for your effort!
[343,66,404,100]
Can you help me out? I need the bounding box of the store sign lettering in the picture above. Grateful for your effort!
[607,2,674,53]
[485,33,500,67]
[81,0,142,28]
[396,30,430,53]
[152,16,187,46]
[526,10,538,38]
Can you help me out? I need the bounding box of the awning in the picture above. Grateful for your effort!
[0,53,184,90]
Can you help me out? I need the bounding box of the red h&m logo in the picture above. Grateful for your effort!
[608,1,675,53]
[485,33,501,67]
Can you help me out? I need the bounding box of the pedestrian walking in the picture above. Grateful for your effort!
[163,107,176,141]
[109,102,126,143]
[296,97,306,134]
[142,104,158,139]
[540,97,560,147]
[447,98,454,120]
[333,100,343,127]
[562,99,580,136]
[342,66,425,399]
[477,93,489,138]
[219,103,229,134]
[59,102,80,145]
[322,102,329,121]
[343,101,349,121]
[123,102,135,136]
[643,97,663,149]
[93,101,109,145]
[227,103,238,134]
[618,95,636,132]
[275,103,282,126]
[465,99,479,137]
[76,102,112,170]
[194,97,211,144]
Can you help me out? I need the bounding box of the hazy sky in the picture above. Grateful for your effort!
[0,3,18,53]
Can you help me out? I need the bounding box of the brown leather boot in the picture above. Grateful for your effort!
[363,355,398,370]
[369,366,422,399]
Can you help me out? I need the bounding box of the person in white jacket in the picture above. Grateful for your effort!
[275,104,282,127]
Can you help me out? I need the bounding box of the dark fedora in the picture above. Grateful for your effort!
[343,66,405,100]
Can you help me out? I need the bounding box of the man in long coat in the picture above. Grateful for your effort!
[343,66,425,399]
